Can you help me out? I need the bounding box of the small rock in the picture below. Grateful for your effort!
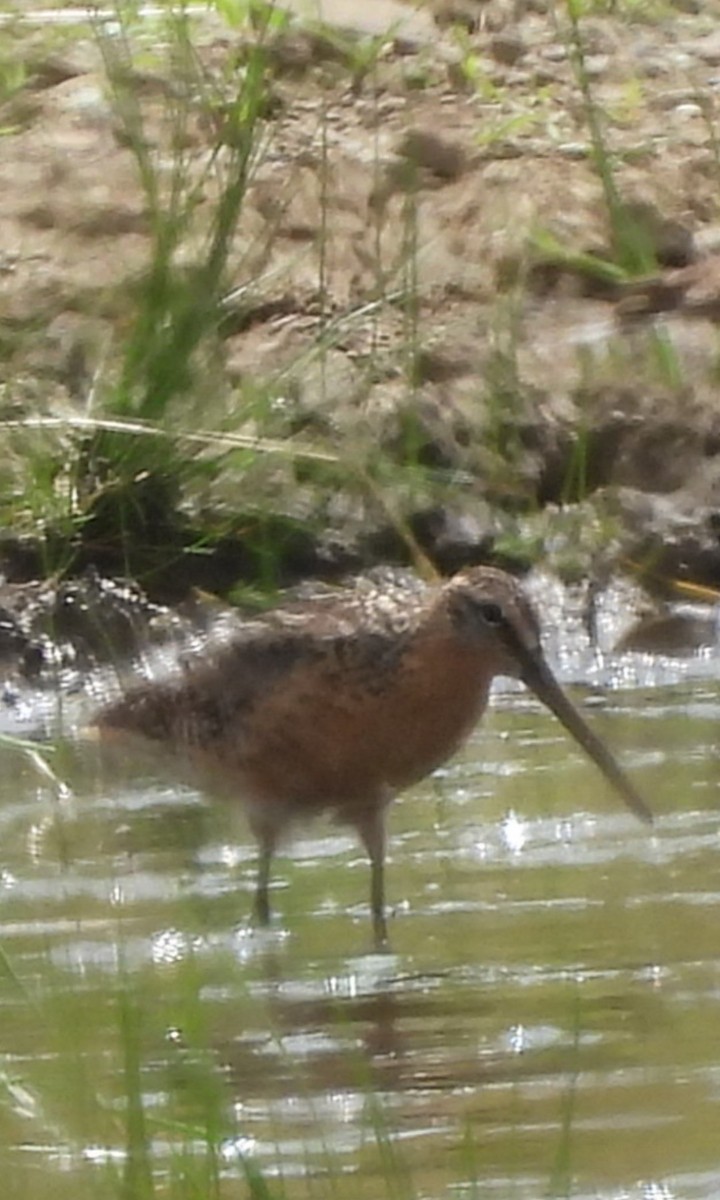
[432,0,480,31]
[395,129,467,179]
[687,31,720,65]
[28,52,92,89]
[543,44,568,62]
[656,87,703,110]
[489,32,526,66]
[558,142,590,160]
[583,53,610,78]
[694,225,720,255]
[533,65,563,85]
[638,56,672,78]
[412,342,477,384]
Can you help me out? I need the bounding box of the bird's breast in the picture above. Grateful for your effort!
[227,629,493,808]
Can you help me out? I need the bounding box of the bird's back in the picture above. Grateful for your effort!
[95,569,493,817]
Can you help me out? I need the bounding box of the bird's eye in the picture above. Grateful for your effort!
[477,601,503,626]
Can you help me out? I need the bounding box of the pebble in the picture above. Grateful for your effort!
[489,33,527,67]
[688,31,720,65]
[558,142,590,160]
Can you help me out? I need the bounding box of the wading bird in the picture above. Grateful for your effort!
[95,566,652,946]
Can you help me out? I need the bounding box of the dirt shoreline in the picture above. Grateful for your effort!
[2,0,720,602]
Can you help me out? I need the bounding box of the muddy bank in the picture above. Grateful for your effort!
[3,1,720,603]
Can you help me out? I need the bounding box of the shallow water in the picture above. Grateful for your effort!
[1,621,719,1199]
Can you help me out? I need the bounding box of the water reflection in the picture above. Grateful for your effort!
[0,677,719,1198]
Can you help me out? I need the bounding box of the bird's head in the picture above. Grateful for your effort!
[444,567,653,826]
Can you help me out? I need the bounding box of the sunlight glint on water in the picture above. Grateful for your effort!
[0,677,718,1200]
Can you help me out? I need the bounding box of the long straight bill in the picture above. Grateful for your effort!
[519,654,653,825]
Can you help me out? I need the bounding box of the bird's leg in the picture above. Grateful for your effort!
[251,823,277,928]
[356,806,388,950]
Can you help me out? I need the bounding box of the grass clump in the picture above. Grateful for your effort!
[78,5,274,572]
[0,2,348,594]
[0,2,463,592]
[562,0,658,278]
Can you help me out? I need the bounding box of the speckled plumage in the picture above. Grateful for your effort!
[95,565,651,945]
